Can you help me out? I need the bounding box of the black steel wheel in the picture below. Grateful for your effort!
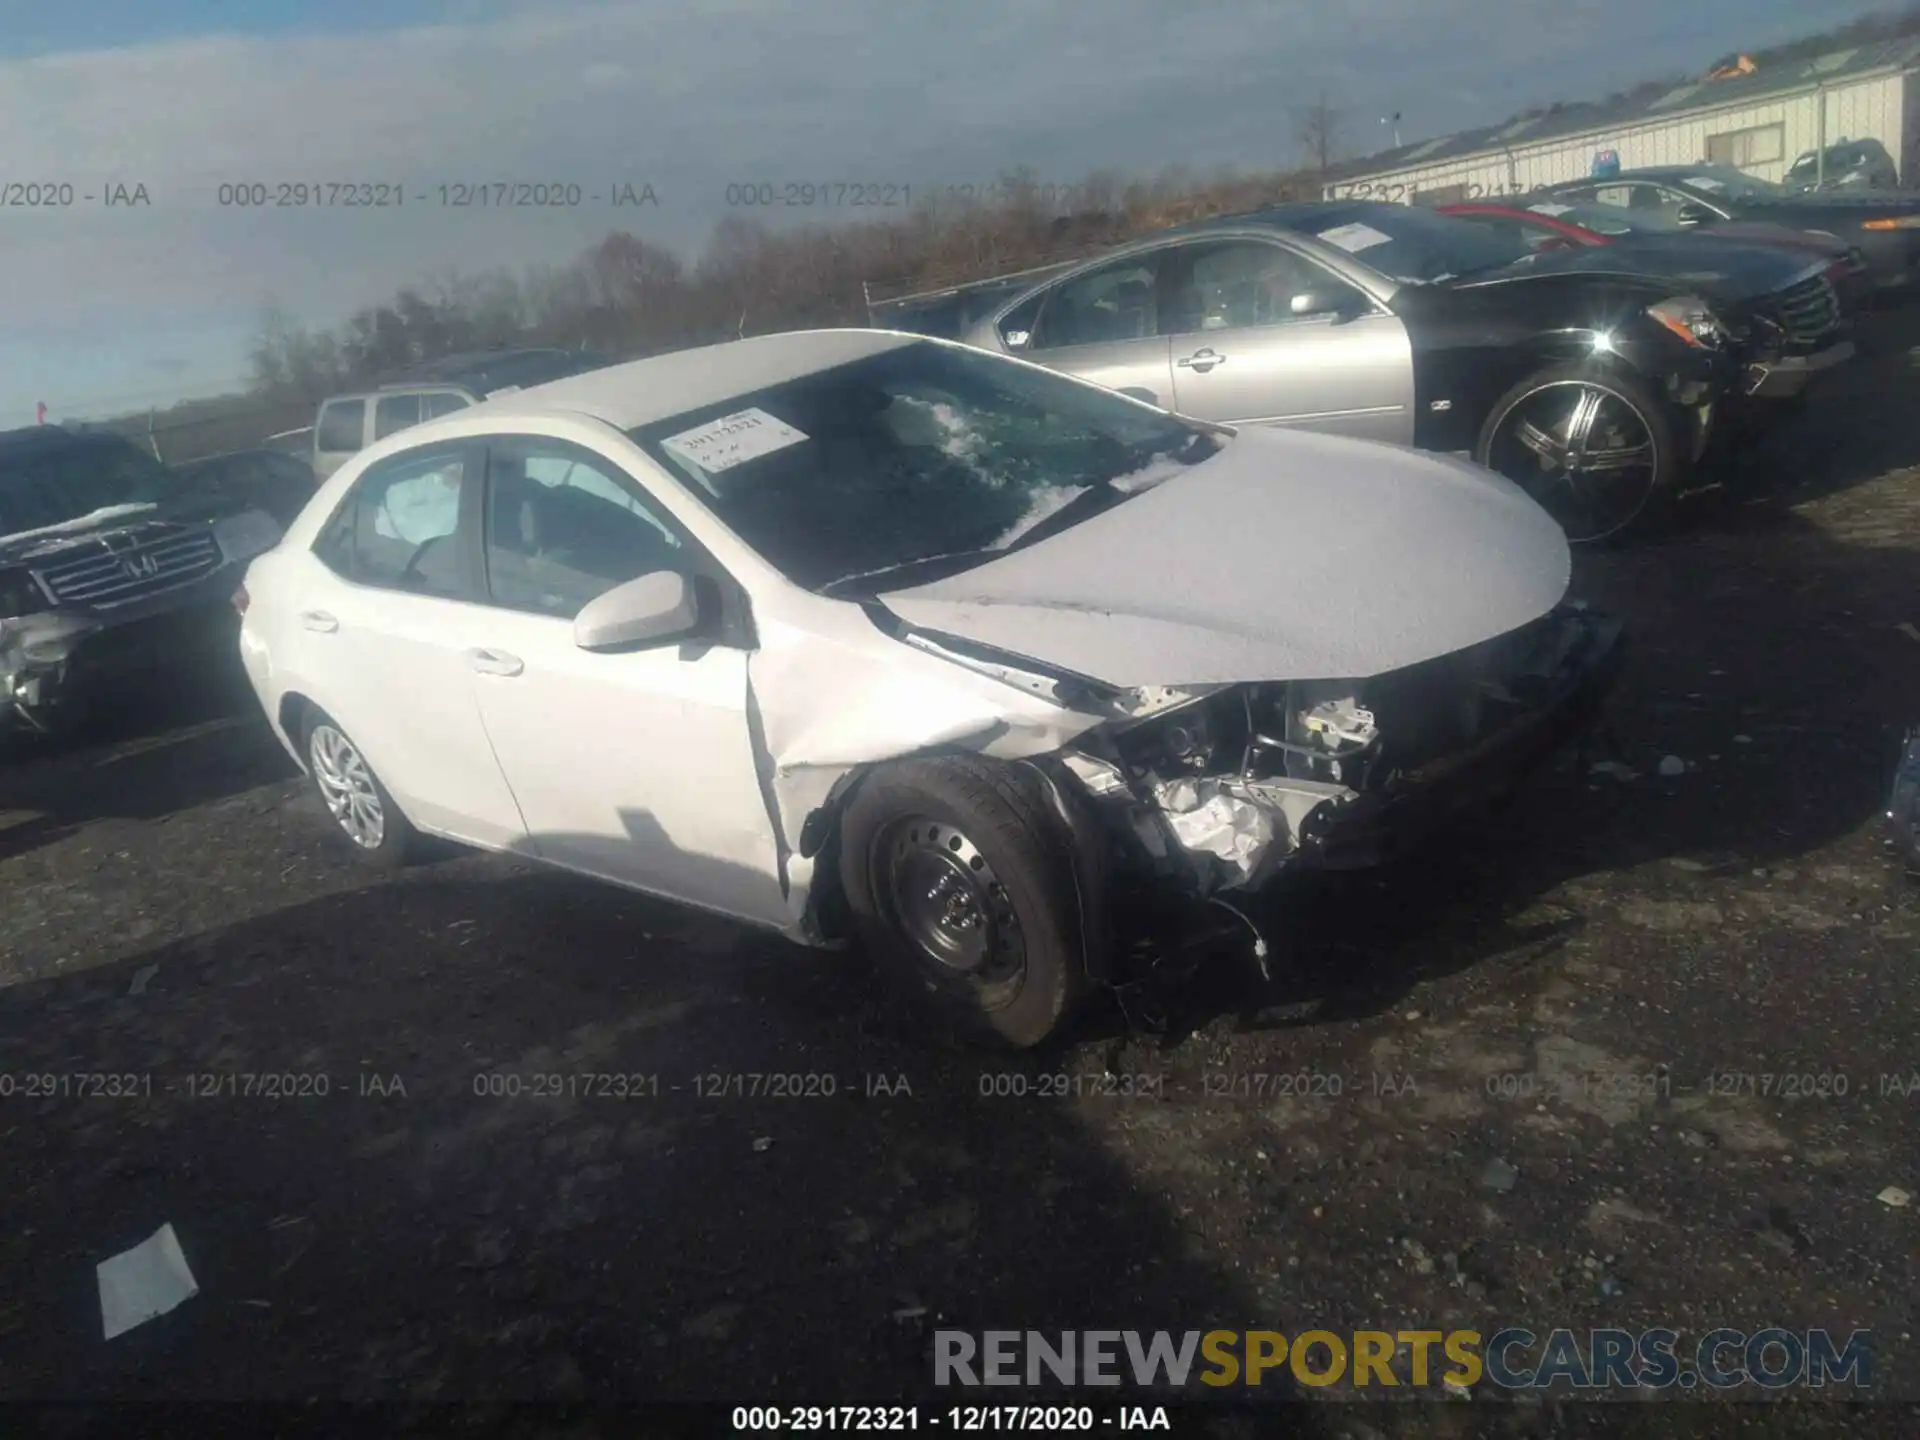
[839,756,1089,1049]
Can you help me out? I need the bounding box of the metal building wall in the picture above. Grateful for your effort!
[1325,72,1907,203]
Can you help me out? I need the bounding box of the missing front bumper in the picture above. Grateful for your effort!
[1061,607,1626,894]
[1298,614,1624,869]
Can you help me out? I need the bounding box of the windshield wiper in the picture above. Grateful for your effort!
[1000,480,1131,555]
[817,547,1003,600]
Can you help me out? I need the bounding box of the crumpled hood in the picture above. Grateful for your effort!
[876,426,1571,688]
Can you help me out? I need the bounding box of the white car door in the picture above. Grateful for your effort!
[301,441,529,847]
[457,434,788,923]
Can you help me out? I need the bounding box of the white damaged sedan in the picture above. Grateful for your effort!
[236,329,1622,1046]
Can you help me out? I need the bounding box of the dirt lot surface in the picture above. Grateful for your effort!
[3,313,1918,1434]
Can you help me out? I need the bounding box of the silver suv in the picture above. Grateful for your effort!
[311,349,615,478]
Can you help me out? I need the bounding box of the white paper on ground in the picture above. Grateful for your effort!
[659,407,809,475]
[1316,222,1393,254]
[97,1223,199,1339]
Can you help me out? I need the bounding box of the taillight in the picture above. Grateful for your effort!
[231,583,249,617]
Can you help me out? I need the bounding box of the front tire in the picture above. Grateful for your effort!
[838,756,1090,1049]
[299,707,419,869]
[1475,363,1679,544]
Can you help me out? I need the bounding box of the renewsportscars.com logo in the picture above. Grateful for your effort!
[934,1329,1874,1392]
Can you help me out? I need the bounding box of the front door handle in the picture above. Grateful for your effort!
[300,610,338,633]
[468,649,524,677]
[1177,348,1226,373]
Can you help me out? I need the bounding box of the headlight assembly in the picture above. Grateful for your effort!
[1646,294,1729,350]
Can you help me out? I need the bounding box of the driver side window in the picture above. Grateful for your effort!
[483,437,689,620]
[313,445,472,598]
[1159,240,1365,333]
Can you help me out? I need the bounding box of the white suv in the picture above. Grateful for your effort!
[311,349,613,479]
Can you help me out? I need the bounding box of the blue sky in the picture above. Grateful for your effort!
[1,0,1897,424]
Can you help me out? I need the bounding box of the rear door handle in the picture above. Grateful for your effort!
[300,610,338,633]
[1176,348,1226,373]
[468,649,524,677]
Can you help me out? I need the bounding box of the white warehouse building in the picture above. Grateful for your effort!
[1324,36,1920,205]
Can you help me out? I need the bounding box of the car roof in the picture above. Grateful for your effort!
[1154,199,1408,240]
[371,347,614,391]
[458,328,922,431]
[1565,167,1716,184]
[0,425,138,456]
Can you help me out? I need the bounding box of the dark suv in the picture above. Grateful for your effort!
[0,426,282,736]
[1785,139,1900,194]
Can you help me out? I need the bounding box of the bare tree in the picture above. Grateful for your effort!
[1295,91,1343,179]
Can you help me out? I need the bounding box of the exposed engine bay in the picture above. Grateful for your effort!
[1043,604,1621,897]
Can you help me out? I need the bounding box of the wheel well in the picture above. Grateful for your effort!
[277,692,313,753]
[799,751,1113,979]
[794,767,874,944]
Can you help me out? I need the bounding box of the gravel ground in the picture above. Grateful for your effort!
[2,313,1918,1433]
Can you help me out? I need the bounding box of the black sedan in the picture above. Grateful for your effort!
[170,447,318,529]
[1533,166,1920,294]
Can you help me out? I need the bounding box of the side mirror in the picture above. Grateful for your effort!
[1675,202,1713,227]
[573,570,701,651]
[1290,290,1367,320]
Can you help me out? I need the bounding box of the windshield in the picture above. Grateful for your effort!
[1674,166,1786,202]
[0,435,180,538]
[1301,204,1532,284]
[630,340,1219,594]
[1527,200,1683,236]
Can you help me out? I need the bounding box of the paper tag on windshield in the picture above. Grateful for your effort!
[660,407,809,473]
[1529,202,1572,215]
[1316,222,1392,254]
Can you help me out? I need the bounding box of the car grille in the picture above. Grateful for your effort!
[34,528,221,610]
[1771,273,1840,344]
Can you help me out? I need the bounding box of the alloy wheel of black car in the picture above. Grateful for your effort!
[1480,375,1667,544]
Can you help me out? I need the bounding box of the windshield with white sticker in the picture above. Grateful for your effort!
[630,340,1220,594]
[1302,204,1531,284]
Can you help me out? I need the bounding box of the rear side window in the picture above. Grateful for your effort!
[313,445,472,599]
[316,399,365,454]
[1031,258,1158,350]
[373,393,423,441]
[421,392,471,420]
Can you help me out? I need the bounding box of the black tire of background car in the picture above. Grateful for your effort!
[298,705,421,871]
[838,754,1090,1050]
[1474,362,1678,546]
